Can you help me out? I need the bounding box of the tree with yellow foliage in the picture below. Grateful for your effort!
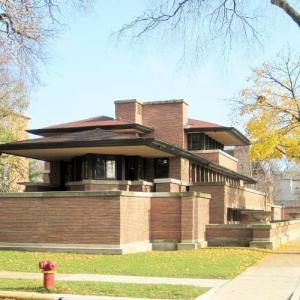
[237,52,300,162]
[0,60,29,191]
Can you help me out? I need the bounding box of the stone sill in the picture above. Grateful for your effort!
[0,190,211,199]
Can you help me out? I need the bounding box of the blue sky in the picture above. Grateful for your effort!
[29,0,300,130]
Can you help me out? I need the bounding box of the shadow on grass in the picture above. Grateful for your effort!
[0,287,55,294]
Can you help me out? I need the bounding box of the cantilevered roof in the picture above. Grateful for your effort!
[0,128,169,160]
[0,128,255,184]
[28,115,153,136]
[186,118,250,146]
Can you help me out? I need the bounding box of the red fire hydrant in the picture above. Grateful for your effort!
[39,260,57,289]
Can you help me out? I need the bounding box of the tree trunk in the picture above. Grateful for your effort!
[271,0,300,28]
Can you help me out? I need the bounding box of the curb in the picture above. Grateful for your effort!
[0,290,55,300]
[0,291,165,300]
[291,277,300,300]
[195,277,231,300]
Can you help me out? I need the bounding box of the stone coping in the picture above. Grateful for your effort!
[68,180,154,186]
[114,99,142,104]
[206,224,254,229]
[192,182,267,196]
[207,219,300,229]
[114,99,189,106]
[143,99,188,106]
[0,190,211,199]
[153,178,189,185]
[130,180,154,186]
[65,180,131,186]
[0,241,152,255]
[191,149,238,162]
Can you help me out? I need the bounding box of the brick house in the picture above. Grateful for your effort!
[0,99,279,253]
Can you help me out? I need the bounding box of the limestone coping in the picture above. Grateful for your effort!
[114,99,142,104]
[154,178,190,186]
[65,180,131,186]
[207,219,300,229]
[0,190,211,199]
[130,180,154,186]
[192,182,267,196]
[114,99,189,106]
[143,99,189,106]
[65,180,154,186]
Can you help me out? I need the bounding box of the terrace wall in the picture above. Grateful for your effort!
[190,183,267,224]
[0,191,210,254]
[207,219,300,249]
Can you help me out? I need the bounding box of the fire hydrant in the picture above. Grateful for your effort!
[39,260,57,289]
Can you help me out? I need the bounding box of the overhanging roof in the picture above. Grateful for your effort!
[28,116,153,136]
[186,119,250,146]
[0,128,170,160]
[0,128,256,184]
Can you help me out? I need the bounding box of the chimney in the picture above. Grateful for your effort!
[114,99,143,124]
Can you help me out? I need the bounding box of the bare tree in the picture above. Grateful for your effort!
[119,0,300,57]
[0,0,91,79]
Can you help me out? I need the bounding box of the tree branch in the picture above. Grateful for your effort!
[271,0,300,28]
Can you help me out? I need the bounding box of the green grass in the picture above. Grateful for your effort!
[0,279,208,300]
[0,248,268,279]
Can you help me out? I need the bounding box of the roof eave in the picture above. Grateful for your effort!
[184,126,250,145]
[0,137,256,184]
[27,123,154,135]
[146,139,256,184]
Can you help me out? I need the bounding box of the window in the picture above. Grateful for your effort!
[106,160,116,179]
[125,156,145,180]
[82,159,89,179]
[155,158,169,178]
[94,156,116,179]
[227,208,240,223]
[187,133,224,151]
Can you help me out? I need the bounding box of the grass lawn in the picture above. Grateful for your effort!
[0,279,208,300]
[0,248,269,279]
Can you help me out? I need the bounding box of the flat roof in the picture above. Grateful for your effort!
[0,128,256,184]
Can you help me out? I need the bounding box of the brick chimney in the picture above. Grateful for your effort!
[114,99,143,124]
[142,99,189,148]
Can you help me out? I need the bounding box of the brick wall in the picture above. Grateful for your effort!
[150,194,209,243]
[150,197,181,242]
[206,225,253,246]
[142,101,188,148]
[190,184,226,224]
[190,183,267,224]
[115,100,143,124]
[169,157,190,182]
[207,220,300,249]
[0,195,121,244]
[283,207,300,220]
[225,185,267,211]
[120,196,151,244]
[0,191,210,251]
[193,150,238,172]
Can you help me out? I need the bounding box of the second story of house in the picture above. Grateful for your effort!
[28,99,250,173]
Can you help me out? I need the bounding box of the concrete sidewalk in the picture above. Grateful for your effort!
[0,271,227,288]
[205,238,300,300]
